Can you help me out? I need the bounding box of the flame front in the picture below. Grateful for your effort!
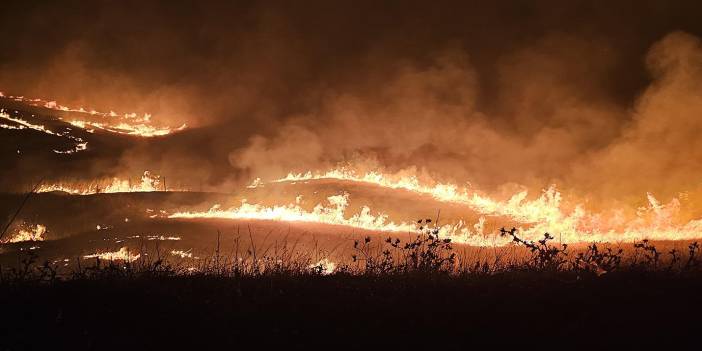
[169,193,493,246]
[1,92,185,137]
[67,119,186,137]
[310,259,337,274]
[37,171,177,194]
[267,167,702,244]
[84,247,140,262]
[1,109,88,154]
[32,164,702,245]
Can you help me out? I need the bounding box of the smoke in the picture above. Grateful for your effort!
[3,1,702,211]
[230,30,702,211]
[574,32,702,202]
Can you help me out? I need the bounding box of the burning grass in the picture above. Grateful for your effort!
[2,223,46,243]
[36,171,174,195]
[0,108,88,154]
[0,92,186,137]
[272,167,702,244]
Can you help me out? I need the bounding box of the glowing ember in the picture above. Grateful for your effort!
[3,224,46,243]
[84,247,140,262]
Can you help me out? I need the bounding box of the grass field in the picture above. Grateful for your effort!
[1,228,700,348]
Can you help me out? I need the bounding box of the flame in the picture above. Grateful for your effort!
[1,109,88,154]
[1,91,186,137]
[67,120,186,137]
[247,177,263,189]
[169,193,492,245]
[276,168,546,219]
[126,235,181,241]
[310,258,336,274]
[268,167,702,244]
[33,163,702,245]
[3,224,46,243]
[37,171,178,194]
[171,250,193,258]
[84,247,140,262]
[147,235,181,241]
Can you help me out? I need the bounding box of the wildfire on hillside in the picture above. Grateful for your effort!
[167,167,702,245]
[0,92,185,137]
[37,171,177,194]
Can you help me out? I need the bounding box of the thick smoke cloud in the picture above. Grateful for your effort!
[575,32,702,202]
[3,1,702,209]
[230,31,702,204]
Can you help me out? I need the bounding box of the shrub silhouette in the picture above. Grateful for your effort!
[499,227,568,271]
[352,219,456,274]
[2,221,702,283]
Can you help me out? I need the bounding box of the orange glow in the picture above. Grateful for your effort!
[67,119,186,137]
[3,224,46,243]
[83,247,140,262]
[1,109,88,153]
[171,250,193,258]
[169,193,493,245]
[1,92,186,137]
[309,259,337,274]
[265,167,702,244]
[37,171,179,194]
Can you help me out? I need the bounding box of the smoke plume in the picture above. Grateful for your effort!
[3,1,702,212]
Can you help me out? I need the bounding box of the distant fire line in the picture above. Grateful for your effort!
[0,91,186,137]
[0,109,88,154]
[37,171,180,194]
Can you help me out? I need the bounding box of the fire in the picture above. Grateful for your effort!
[309,259,337,274]
[171,250,193,258]
[169,193,492,245]
[1,92,186,137]
[267,167,702,244]
[33,163,702,245]
[1,109,88,154]
[67,120,186,137]
[127,235,182,241]
[3,224,46,243]
[37,171,175,194]
[275,168,552,220]
[84,247,140,262]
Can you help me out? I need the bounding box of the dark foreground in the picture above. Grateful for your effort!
[1,270,701,349]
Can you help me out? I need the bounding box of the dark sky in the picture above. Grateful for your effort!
[3,0,702,203]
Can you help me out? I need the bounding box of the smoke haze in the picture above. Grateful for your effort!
[3,0,702,210]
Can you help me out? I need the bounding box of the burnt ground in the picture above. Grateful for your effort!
[0,270,699,348]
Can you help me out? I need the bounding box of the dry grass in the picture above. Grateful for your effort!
[3,222,701,284]
[2,225,702,347]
